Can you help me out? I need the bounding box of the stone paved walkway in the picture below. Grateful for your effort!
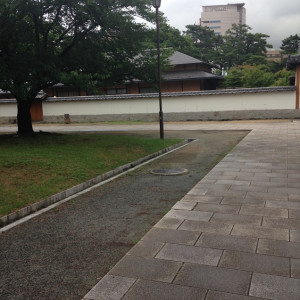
[79,120,300,300]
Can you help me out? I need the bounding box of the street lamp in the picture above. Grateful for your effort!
[152,0,164,139]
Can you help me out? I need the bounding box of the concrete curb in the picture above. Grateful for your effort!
[0,139,192,228]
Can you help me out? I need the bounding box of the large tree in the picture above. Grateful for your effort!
[184,24,223,65]
[149,16,195,54]
[221,24,272,68]
[280,34,300,55]
[0,0,154,135]
[182,24,272,69]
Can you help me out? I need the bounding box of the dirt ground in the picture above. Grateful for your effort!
[0,130,248,300]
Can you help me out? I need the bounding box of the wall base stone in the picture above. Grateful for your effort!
[41,110,300,124]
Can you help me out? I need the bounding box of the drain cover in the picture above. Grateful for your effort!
[150,167,189,176]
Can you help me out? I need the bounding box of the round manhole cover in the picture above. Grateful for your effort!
[150,167,189,176]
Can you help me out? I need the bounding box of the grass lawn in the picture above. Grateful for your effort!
[0,133,181,217]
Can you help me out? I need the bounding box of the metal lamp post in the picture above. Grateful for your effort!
[152,0,164,139]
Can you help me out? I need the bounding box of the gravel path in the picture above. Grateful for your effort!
[0,130,247,300]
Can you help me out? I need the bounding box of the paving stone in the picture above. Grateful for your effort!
[289,209,300,219]
[206,190,247,198]
[289,194,300,201]
[246,162,274,168]
[241,175,268,182]
[172,201,196,210]
[230,185,268,193]
[181,195,222,204]
[210,213,262,226]
[218,162,246,169]
[245,191,288,201]
[249,273,300,300]
[219,250,290,277]
[257,238,300,259]
[179,220,233,235]
[154,217,183,229]
[126,240,164,259]
[122,280,207,300]
[83,275,136,300]
[155,243,222,266]
[253,172,287,178]
[289,174,300,179]
[266,200,300,210]
[290,230,300,242]
[289,183,300,188]
[231,224,289,241]
[215,179,250,186]
[174,263,251,295]
[288,163,300,170]
[221,197,265,207]
[196,233,257,253]
[194,203,240,214]
[108,256,182,283]
[271,177,300,183]
[142,227,199,245]
[214,171,243,177]
[201,178,217,184]
[206,290,266,300]
[187,188,208,196]
[262,217,300,230]
[268,187,300,194]
[206,175,237,180]
[200,179,234,187]
[250,180,287,187]
[242,169,271,174]
[164,209,213,222]
[291,258,300,279]
[193,183,231,192]
[239,206,288,218]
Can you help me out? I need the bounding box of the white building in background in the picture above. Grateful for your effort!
[200,3,246,35]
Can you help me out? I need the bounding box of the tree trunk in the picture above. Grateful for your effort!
[17,100,34,135]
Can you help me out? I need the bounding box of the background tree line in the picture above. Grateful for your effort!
[148,19,299,89]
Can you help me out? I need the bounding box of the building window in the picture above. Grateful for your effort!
[209,26,221,29]
[139,87,156,94]
[106,88,127,95]
[203,20,220,24]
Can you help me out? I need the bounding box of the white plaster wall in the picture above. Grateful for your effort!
[0,102,17,117]
[42,90,296,116]
[0,90,296,120]
[43,98,159,116]
[162,92,295,113]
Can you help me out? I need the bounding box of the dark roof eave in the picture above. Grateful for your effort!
[162,70,223,81]
[163,76,223,81]
[173,61,219,69]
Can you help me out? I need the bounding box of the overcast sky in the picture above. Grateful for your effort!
[159,0,300,49]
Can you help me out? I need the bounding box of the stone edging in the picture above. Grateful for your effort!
[0,139,191,228]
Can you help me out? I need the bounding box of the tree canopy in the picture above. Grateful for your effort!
[184,24,223,64]
[280,34,300,55]
[220,24,271,68]
[173,24,271,69]
[222,65,294,88]
[0,0,155,134]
